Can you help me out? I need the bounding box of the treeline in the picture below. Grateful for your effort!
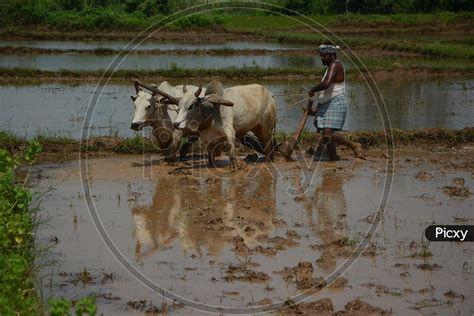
[0,0,228,29]
[0,0,472,29]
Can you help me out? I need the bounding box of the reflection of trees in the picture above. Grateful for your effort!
[132,174,276,261]
[347,80,462,131]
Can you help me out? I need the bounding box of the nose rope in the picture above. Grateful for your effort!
[174,118,185,127]
[168,104,179,113]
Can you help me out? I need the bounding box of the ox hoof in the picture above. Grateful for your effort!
[230,160,246,171]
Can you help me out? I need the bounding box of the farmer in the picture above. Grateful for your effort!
[307,44,362,161]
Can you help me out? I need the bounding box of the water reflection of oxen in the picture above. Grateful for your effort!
[132,173,276,261]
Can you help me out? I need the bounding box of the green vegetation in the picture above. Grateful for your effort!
[0,0,227,30]
[2,63,474,83]
[280,0,473,14]
[278,127,474,146]
[225,11,472,30]
[0,140,42,315]
[1,2,472,60]
[1,0,472,28]
[0,65,323,79]
[49,297,97,316]
[0,131,161,155]
[238,30,474,59]
[1,0,472,30]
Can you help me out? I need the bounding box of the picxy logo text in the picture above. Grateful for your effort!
[425,225,473,242]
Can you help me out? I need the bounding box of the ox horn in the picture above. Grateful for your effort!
[194,84,202,97]
[218,99,234,107]
[134,80,179,104]
[206,94,234,107]
[133,80,141,93]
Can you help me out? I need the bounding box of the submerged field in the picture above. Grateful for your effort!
[0,12,473,82]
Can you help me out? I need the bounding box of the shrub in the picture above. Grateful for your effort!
[0,141,42,315]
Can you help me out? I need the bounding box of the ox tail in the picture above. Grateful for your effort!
[205,80,224,97]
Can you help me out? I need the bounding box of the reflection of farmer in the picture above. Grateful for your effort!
[314,169,347,271]
[307,44,362,160]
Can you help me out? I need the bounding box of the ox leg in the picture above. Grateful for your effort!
[207,146,217,168]
[179,135,198,160]
[238,134,265,154]
[153,128,179,162]
[252,125,275,161]
[166,129,185,162]
[224,130,239,169]
[156,139,176,163]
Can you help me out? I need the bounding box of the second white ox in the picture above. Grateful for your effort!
[174,80,277,168]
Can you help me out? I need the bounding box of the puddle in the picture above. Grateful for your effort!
[0,54,325,71]
[1,79,472,138]
[34,150,473,315]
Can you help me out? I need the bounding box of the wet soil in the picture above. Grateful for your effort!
[4,128,473,165]
[33,143,473,315]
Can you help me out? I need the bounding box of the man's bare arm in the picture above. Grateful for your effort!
[308,62,340,97]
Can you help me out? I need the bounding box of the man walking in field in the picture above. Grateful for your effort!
[307,44,362,161]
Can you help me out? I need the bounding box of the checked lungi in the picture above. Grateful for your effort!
[314,94,347,131]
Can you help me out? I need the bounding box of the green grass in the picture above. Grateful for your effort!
[225,12,471,30]
[346,128,474,146]
[224,28,474,59]
[0,141,42,315]
[1,128,473,161]
[1,6,471,59]
[222,13,474,59]
[276,127,474,146]
[112,135,159,153]
[375,40,474,59]
[2,63,474,82]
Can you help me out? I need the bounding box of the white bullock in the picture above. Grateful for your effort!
[130,80,205,161]
[174,80,276,168]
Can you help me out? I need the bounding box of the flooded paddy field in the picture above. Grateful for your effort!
[1,51,471,71]
[1,79,472,138]
[33,144,473,315]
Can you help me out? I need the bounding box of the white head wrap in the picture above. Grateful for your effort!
[319,44,340,54]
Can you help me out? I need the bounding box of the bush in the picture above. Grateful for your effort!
[0,141,42,315]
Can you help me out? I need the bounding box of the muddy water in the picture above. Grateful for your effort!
[34,150,473,315]
[0,40,304,51]
[1,52,471,71]
[1,79,472,138]
[0,54,322,71]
